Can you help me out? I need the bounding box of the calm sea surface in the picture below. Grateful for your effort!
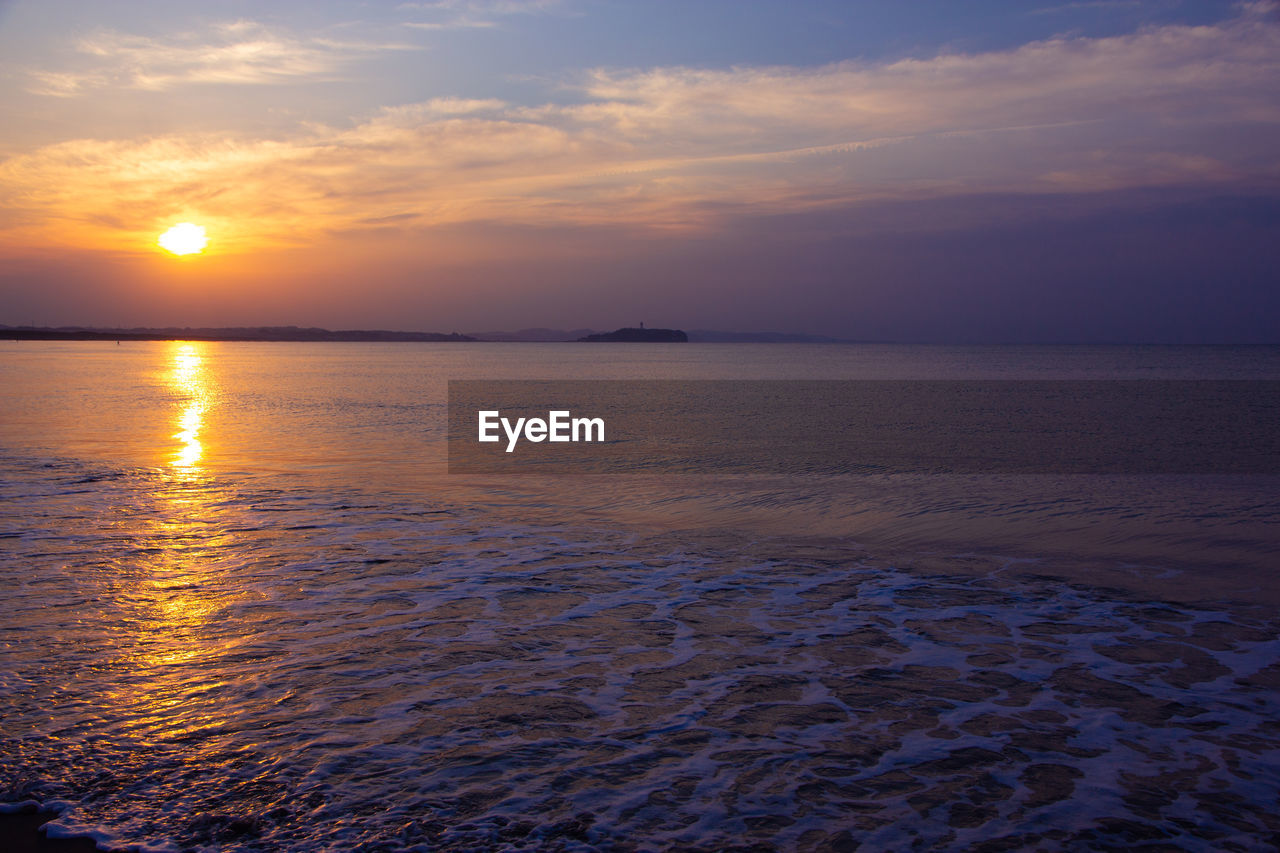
[2,342,1278,851]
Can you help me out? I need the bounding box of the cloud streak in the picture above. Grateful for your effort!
[26,20,417,96]
[3,6,1278,253]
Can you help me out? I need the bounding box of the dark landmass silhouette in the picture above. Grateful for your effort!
[5,324,855,344]
[3,325,475,342]
[468,328,853,342]
[578,327,688,342]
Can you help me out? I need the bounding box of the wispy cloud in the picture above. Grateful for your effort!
[3,6,1277,252]
[26,20,417,96]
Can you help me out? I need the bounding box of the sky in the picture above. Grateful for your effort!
[0,0,1277,341]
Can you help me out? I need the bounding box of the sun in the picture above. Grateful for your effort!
[158,222,208,255]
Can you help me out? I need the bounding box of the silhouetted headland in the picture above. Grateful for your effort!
[578,327,688,342]
[3,325,475,342]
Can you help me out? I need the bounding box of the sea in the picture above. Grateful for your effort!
[1,341,1278,852]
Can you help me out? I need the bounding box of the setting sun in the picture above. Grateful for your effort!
[158,222,207,255]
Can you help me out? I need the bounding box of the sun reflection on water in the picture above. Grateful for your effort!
[111,341,238,741]
[168,342,209,471]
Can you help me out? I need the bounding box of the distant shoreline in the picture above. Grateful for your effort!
[3,327,474,343]
[3,326,855,344]
[8,327,1265,345]
[578,327,687,343]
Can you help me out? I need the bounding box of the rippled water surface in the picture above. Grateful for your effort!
[2,342,1278,851]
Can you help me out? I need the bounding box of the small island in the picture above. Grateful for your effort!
[578,327,688,342]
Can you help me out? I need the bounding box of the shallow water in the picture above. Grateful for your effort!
[2,342,1278,850]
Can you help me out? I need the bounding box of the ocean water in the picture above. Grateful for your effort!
[2,341,1279,851]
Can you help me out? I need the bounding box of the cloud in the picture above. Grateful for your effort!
[2,6,1278,252]
[26,20,417,96]
[560,12,1280,146]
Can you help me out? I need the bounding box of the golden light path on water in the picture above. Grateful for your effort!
[113,339,232,741]
[169,342,207,471]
